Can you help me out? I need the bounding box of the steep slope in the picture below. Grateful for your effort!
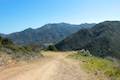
[4,23,95,45]
[55,21,120,58]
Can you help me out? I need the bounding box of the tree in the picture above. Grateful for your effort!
[0,36,2,45]
[1,38,13,45]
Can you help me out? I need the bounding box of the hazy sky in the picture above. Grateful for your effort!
[0,0,120,34]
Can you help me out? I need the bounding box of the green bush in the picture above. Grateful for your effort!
[47,45,57,51]
[1,38,13,45]
[0,36,2,45]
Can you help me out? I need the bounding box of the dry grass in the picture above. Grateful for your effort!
[69,52,120,80]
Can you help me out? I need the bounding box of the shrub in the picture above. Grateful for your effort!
[47,45,57,51]
[0,36,3,46]
[1,38,13,45]
[77,49,92,56]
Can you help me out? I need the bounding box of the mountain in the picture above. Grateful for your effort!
[55,21,120,58]
[0,33,6,37]
[3,23,95,45]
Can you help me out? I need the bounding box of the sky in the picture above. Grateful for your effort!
[0,0,120,34]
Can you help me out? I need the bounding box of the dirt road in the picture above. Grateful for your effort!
[0,51,95,80]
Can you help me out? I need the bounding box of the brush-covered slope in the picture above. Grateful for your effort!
[4,23,95,45]
[0,36,42,65]
[56,21,120,58]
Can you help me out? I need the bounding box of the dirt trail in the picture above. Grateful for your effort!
[0,51,95,80]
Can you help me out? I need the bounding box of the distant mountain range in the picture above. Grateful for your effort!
[1,21,120,58]
[0,33,5,37]
[55,21,120,58]
[1,23,95,45]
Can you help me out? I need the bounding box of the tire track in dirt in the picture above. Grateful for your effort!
[0,51,96,80]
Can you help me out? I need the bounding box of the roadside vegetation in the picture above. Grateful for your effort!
[69,50,120,80]
[47,45,57,51]
[0,36,42,66]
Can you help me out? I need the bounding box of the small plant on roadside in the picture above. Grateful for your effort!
[47,45,57,51]
[77,49,92,57]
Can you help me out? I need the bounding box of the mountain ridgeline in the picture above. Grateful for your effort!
[55,21,120,59]
[2,23,95,45]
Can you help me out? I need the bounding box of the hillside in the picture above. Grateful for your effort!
[55,21,120,58]
[2,23,95,45]
[0,33,5,37]
[0,36,42,66]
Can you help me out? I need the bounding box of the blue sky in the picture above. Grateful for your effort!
[0,0,120,34]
